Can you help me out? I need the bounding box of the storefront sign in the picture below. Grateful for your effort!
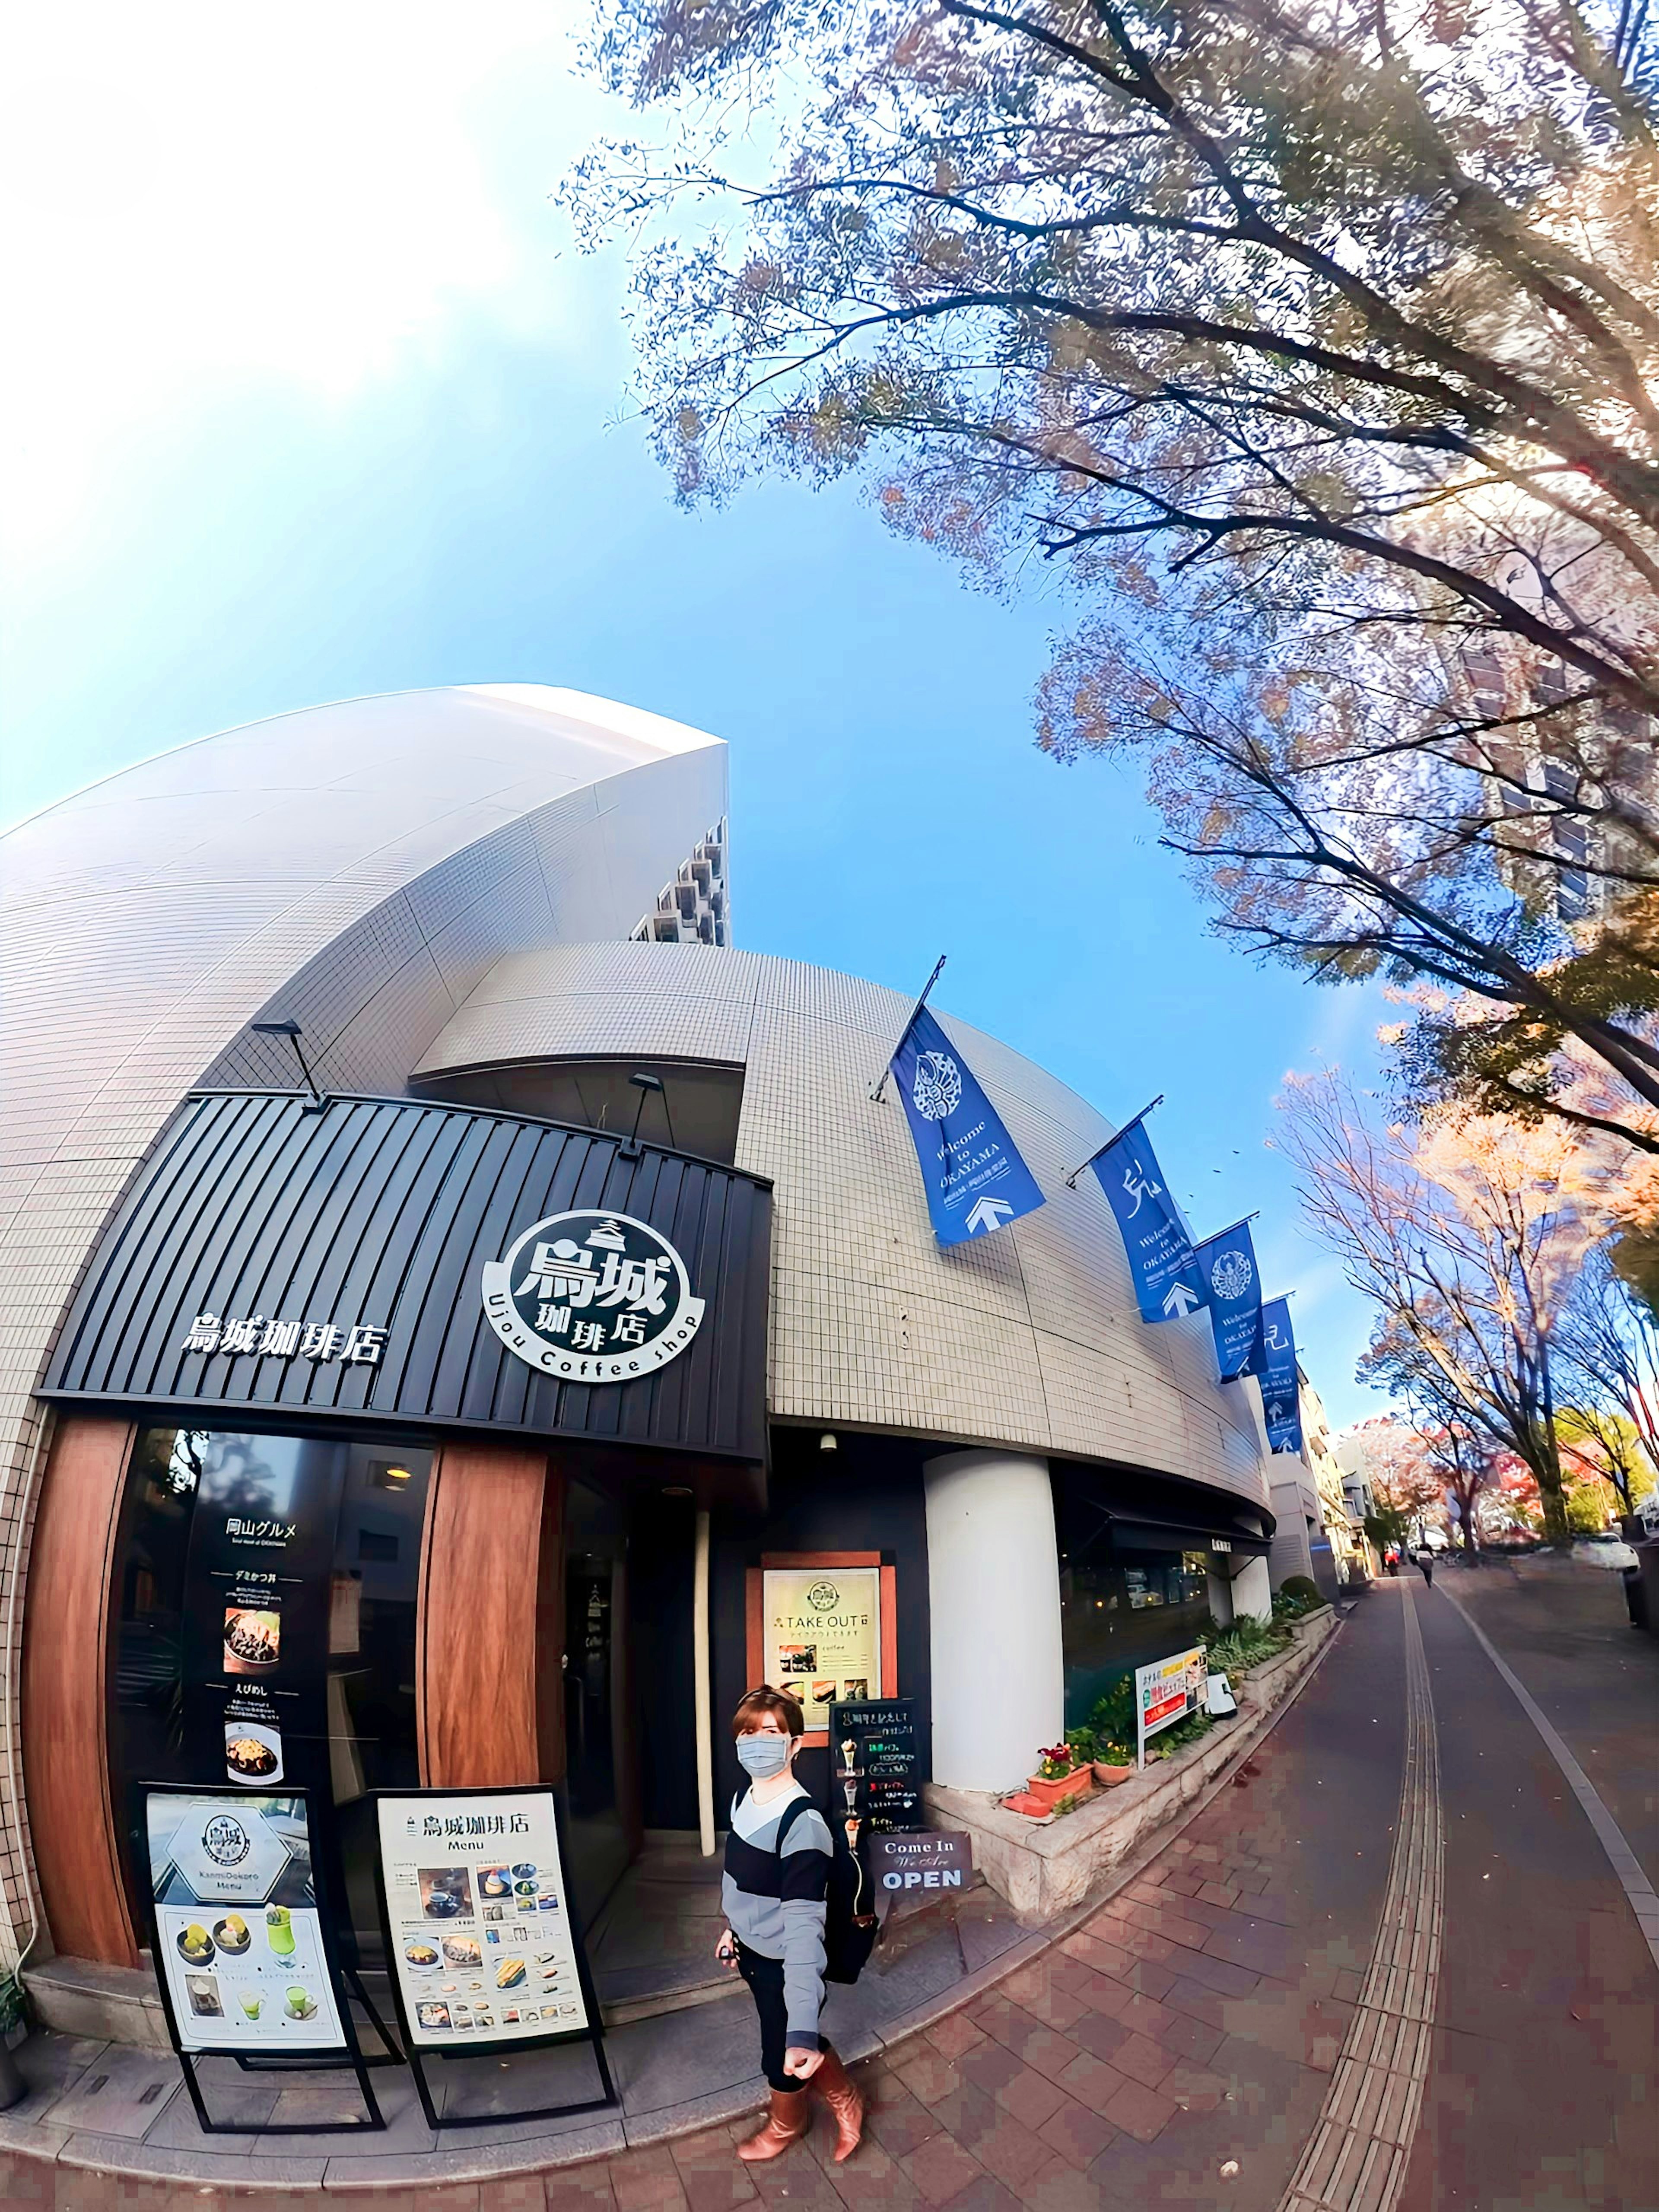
[181,1316,387,1363]
[375,1789,591,2050]
[143,1788,349,2055]
[482,1209,705,1383]
[831,1699,920,1834]
[870,1832,972,1911]
[1135,1646,1207,1769]
[180,1434,344,1801]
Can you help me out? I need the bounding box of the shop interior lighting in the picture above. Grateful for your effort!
[371,1461,413,1490]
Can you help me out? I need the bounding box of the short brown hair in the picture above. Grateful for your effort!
[731,1685,804,1739]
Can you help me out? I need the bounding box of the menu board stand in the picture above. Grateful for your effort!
[138,1785,385,2136]
[369,1786,617,2132]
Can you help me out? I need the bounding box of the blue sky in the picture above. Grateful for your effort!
[2,3,1389,1427]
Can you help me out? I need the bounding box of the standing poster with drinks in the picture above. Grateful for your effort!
[375,1789,591,2050]
[1135,1647,1208,1768]
[143,1787,348,2055]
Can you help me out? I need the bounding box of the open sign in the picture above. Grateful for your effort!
[868,1832,973,1913]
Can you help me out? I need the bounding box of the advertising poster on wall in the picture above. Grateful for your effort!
[375,1789,591,2051]
[143,1788,348,2055]
[760,1566,882,1730]
[1134,1646,1208,1768]
[178,1434,345,1803]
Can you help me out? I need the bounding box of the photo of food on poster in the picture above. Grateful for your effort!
[179,1437,344,1806]
[761,1568,881,1719]
[145,1791,346,2056]
[376,1792,590,2048]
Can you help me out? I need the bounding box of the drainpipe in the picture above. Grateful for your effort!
[694,1509,715,1856]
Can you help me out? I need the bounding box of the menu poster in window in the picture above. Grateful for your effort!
[143,1788,348,2056]
[761,1567,881,1731]
[179,1437,345,1800]
[375,1791,592,2050]
[830,1700,921,1834]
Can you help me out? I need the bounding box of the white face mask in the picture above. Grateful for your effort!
[735,1731,792,1779]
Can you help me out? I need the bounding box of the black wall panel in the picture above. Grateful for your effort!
[44,1091,772,1464]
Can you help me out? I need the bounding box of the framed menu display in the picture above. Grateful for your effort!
[372,1787,616,2130]
[747,1552,898,1747]
[140,1786,381,2135]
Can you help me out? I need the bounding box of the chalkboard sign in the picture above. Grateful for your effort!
[830,1699,921,1835]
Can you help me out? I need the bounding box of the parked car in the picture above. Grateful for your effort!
[1573,1532,1640,1571]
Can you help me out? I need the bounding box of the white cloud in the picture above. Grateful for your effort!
[0,0,598,555]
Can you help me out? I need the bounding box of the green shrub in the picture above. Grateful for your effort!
[1087,1675,1137,1748]
[1280,1575,1320,1604]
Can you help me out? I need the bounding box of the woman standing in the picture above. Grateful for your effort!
[715,1686,864,2164]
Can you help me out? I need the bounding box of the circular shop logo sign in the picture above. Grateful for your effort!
[912,1049,962,1121]
[481,1210,706,1384]
[201,1814,251,1869]
[807,1580,841,1611]
[1209,1247,1254,1301]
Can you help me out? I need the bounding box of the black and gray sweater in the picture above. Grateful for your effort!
[721,1784,833,2050]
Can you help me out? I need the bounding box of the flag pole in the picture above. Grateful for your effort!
[869,953,947,1104]
[1062,1095,1164,1189]
[1194,1210,1261,1244]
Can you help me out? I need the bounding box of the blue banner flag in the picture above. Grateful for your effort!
[1088,1122,1206,1322]
[1256,1297,1303,1455]
[890,1008,1045,1245]
[1194,1220,1265,1382]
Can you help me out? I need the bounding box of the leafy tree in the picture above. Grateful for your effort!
[1554,1246,1659,1503]
[1278,1067,1629,1539]
[575,0,1659,1140]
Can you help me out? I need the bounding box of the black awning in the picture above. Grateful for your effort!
[1106,1507,1273,1559]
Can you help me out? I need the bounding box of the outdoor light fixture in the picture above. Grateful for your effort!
[820,1433,838,1452]
[661,1484,693,1497]
[249,1017,326,1110]
[620,1068,665,1158]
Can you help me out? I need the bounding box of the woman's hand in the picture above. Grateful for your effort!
[783,2047,824,2081]
[715,1929,737,1971]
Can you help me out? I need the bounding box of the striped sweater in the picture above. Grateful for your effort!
[721,1784,833,2049]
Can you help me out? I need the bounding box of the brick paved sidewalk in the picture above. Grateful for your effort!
[545,1594,1408,2212]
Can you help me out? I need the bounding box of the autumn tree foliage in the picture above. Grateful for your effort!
[573,0,1659,1141]
[1276,1064,1638,1541]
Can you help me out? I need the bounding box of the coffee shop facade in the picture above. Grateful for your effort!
[0,686,1276,2039]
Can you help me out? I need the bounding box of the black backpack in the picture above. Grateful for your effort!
[777,1796,880,1984]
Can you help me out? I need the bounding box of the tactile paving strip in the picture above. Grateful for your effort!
[1278,1585,1441,2212]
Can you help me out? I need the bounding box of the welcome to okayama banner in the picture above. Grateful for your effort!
[1194,1219,1265,1382]
[890,1008,1045,1246]
[1088,1120,1206,1323]
[1256,1296,1303,1455]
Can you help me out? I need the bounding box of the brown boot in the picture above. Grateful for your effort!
[813,2045,865,2163]
[737,2086,810,2162]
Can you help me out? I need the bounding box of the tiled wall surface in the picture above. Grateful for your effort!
[417,942,1275,1503]
[0,688,727,1971]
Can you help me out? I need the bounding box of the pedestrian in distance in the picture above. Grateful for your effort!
[1385,1552,1400,1577]
[714,1685,864,2165]
[1417,1550,1434,1587]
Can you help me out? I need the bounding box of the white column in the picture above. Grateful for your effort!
[923,1449,1063,1795]
[1231,1554,1272,1620]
